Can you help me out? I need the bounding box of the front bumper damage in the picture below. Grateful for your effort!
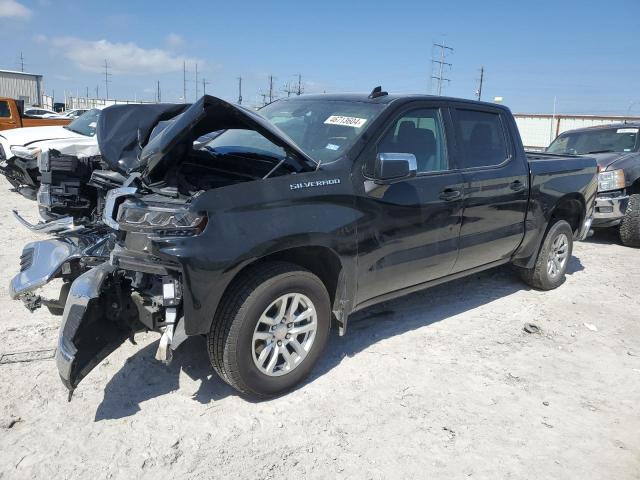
[55,260,188,395]
[10,233,110,312]
[56,263,141,394]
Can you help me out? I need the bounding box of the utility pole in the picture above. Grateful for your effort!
[431,41,453,95]
[296,74,303,95]
[282,81,296,97]
[86,86,89,98]
[103,59,112,100]
[195,63,199,100]
[19,52,25,72]
[183,61,187,102]
[202,77,210,96]
[475,66,484,101]
[268,75,275,103]
[95,85,99,98]
[237,76,242,105]
[156,80,161,102]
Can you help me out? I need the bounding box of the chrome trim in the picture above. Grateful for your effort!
[102,187,138,230]
[593,193,629,221]
[12,210,82,234]
[577,216,593,241]
[9,235,109,298]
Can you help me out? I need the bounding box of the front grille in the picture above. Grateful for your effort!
[20,248,34,272]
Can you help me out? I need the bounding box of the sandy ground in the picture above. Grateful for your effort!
[0,178,638,480]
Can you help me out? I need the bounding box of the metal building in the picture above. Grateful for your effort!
[0,69,43,106]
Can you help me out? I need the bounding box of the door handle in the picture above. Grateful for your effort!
[510,180,526,192]
[439,189,462,201]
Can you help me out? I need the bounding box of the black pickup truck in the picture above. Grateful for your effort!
[546,122,640,246]
[9,91,597,399]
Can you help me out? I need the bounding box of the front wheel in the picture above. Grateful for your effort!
[519,219,574,290]
[619,194,640,248]
[207,262,331,399]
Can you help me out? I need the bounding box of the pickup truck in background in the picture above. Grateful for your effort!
[8,92,597,399]
[0,97,71,131]
[547,122,640,246]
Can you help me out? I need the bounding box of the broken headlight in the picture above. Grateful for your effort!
[10,146,41,161]
[116,201,207,236]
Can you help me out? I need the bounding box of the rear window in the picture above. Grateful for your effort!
[0,101,9,118]
[454,109,509,168]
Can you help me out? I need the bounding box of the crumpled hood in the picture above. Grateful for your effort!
[96,96,317,182]
[96,103,190,173]
[589,151,637,171]
[0,125,83,148]
[135,95,317,182]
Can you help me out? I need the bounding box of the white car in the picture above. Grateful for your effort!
[61,108,90,119]
[23,107,66,119]
[0,108,102,197]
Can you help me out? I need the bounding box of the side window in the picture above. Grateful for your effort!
[377,108,448,173]
[0,101,10,118]
[454,109,509,168]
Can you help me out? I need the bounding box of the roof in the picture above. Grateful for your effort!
[559,121,640,134]
[0,69,43,78]
[277,92,510,110]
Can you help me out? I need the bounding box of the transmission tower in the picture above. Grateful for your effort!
[237,76,242,105]
[18,52,25,72]
[202,77,210,96]
[103,59,112,100]
[431,41,453,95]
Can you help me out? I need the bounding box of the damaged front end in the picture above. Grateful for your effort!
[11,94,318,396]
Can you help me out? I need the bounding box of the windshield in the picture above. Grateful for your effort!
[547,127,639,155]
[204,98,386,163]
[65,108,101,136]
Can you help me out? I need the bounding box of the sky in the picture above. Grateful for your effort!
[0,0,638,114]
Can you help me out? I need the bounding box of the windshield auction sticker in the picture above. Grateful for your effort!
[617,128,639,133]
[324,115,367,128]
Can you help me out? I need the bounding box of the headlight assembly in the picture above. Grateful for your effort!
[116,201,207,237]
[597,169,625,192]
[10,146,41,161]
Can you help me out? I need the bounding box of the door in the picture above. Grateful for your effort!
[450,106,529,272]
[355,105,464,304]
[0,100,19,130]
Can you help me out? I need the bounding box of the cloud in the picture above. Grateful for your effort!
[165,33,185,49]
[0,0,32,19]
[50,37,203,75]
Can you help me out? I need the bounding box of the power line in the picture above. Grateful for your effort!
[431,41,453,96]
[475,66,484,101]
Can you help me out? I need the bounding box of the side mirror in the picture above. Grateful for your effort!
[374,152,417,183]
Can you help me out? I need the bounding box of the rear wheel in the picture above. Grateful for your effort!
[519,220,573,290]
[619,194,640,248]
[207,261,331,399]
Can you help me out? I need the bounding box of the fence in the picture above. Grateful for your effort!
[64,96,157,110]
[514,114,640,150]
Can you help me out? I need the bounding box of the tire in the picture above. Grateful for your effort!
[207,261,331,399]
[519,219,573,290]
[620,194,640,248]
